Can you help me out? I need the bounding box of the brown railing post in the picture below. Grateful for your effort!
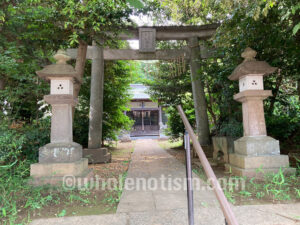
[177,105,239,225]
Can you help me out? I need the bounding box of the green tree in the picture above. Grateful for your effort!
[0,0,144,160]
[152,0,300,143]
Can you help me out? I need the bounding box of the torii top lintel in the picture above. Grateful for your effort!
[67,24,219,60]
[104,24,219,41]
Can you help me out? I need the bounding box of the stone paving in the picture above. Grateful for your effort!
[117,139,218,213]
[31,139,300,225]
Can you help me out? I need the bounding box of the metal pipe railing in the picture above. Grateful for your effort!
[177,105,239,225]
[184,131,194,225]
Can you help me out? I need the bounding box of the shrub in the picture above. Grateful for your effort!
[0,118,50,171]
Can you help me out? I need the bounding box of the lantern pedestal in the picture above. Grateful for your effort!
[38,142,82,163]
[83,148,111,164]
[30,158,93,186]
[225,136,295,177]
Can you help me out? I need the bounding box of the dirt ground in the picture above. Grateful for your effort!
[90,141,134,180]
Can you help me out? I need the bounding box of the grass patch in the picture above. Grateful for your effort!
[0,164,114,225]
[223,167,300,205]
[162,141,300,205]
[0,143,134,224]
[158,139,183,150]
[103,171,127,208]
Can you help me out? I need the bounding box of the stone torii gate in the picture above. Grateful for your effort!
[67,24,218,163]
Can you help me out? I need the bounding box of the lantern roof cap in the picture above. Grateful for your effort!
[228,47,277,81]
[36,50,81,83]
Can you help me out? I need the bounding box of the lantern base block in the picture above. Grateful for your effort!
[225,135,296,177]
[225,164,296,178]
[228,153,290,169]
[234,136,280,156]
[29,158,94,186]
[39,142,82,163]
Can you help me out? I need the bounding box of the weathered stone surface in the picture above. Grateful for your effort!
[238,75,263,92]
[68,48,191,60]
[226,48,294,177]
[139,28,156,52]
[228,60,277,80]
[227,136,295,177]
[44,94,78,106]
[30,167,93,186]
[83,148,111,164]
[39,142,82,163]
[228,48,277,81]
[50,104,73,143]
[212,136,236,163]
[105,24,219,41]
[234,91,272,137]
[31,158,88,177]
[234,136,280,156]
[30,50,93,187]
[188,36,210,145]
[233,90,272,102]
[225,164,296,178]
[229,153,289,169]
[36,50,81,83]
[88,45,104,149]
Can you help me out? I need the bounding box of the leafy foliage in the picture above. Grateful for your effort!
[0,1,146,224]
[74,59,134,147]
[102,61,134,142]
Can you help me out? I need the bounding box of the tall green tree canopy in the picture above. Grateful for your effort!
[145,0,300,142]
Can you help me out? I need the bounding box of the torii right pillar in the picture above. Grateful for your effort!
[225,48,295,177]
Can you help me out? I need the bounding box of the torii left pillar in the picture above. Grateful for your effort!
[83,43,111,163]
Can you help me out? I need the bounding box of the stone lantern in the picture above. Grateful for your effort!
[30,50,93,185]
[225,48,295,177]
